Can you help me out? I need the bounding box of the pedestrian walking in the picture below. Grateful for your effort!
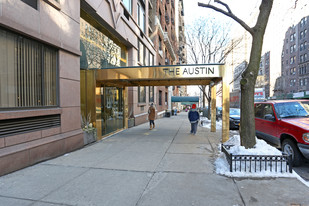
[148,103,156,130]
[188,104,200,134]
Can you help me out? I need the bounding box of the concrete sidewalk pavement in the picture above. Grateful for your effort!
[0,112,309,206]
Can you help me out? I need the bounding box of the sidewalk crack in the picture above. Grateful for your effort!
[232,178,246,206]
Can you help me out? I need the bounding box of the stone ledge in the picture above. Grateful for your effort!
[0,129,83,176]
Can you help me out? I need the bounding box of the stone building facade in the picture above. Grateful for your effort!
[0,0,83,176]
[0,0,185,175]
[275,16,309,97]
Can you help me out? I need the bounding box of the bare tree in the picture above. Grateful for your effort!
[186,17,241,118]
[198,0,273,148]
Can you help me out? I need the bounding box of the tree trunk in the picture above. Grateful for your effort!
[240,34,264,148]
[198,0,274,149]
[207,86,211,119]
[240,75,256,148]
[202,86,206,108]
[240,0,273,148]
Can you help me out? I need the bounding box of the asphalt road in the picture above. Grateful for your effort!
[293,161,309,181]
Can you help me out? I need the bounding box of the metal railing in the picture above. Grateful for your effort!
[222,145,293,173]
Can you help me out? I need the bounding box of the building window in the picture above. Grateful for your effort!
[149,86,154,102]
[290,79,296,86]
[0,28,58,108]
[290,56,296,64]
[144,46,147,65]
[138,40,140,62]
[165,92,168,104]
[158,36,162,51]
[137,1,145,33]
[122,0,132,14]
[291,45,296,53]
[138,40,145,65]
[138,86,146,103]
[289,67,296,75]
[21,0,37,9]
[151,53,154,65]
[159,90,162,105]
[148,51,154,66]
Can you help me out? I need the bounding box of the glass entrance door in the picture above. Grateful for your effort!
[96,86,124,138]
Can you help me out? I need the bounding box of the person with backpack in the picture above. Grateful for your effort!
[188,104,200,135]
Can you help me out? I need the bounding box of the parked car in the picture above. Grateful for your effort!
[254,100,309,166]
[216,106,222,120]
[216,107,240,129]
[229,108,240,130]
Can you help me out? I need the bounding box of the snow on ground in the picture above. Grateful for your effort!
[201,117,298,178]
[200,117,222,129]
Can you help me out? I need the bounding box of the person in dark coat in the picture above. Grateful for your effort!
[188,104,200,134]
[148,103,156,130]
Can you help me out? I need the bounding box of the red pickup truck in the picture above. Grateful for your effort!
[255,100,309,166]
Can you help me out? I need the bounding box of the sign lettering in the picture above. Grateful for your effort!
[163,66,218,77]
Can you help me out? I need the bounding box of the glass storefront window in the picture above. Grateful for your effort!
[80,15,128,138]
[95,86,124,137]
[149,86,154,102]
[138,86,146,103]
[0,28,58,108]
[80,18,127,69]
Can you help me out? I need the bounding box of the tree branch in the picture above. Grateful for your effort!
[214,0,232,13]
[198,2,254,35]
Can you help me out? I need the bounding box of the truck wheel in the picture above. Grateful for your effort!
[282,139,304,166]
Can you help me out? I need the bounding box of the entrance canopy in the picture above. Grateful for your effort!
[86,64,230,142]
[95,64,224,87]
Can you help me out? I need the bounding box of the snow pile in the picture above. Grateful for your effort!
[226,135,282,156]
[200,117,222,129]
[215,135,297,178]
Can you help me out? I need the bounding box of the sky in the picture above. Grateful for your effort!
[183,0,309,96]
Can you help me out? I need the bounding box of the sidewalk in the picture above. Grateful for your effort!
[0,112,308,206]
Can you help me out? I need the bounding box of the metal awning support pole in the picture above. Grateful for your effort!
[211,83,216,132]
[124,86,128,129]
[222,66,230,143]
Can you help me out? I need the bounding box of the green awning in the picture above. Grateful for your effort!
[171,96,199,102]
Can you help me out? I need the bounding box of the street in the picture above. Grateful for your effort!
[294,161,309,181]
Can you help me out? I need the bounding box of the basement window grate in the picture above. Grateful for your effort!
[0,114,61,138]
